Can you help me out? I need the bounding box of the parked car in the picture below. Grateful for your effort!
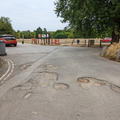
[0,34,17,46]
[102,38,112,43]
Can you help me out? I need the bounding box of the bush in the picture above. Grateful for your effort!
[104,43,120,60]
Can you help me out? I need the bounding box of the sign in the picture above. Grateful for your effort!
[42,34,50,38]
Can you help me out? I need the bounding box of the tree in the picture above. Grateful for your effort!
[0,17,14,35]
[55,0,120,42]
[36,27,42,38]
[16,30,21,39]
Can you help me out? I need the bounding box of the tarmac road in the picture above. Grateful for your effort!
[0,43,120,120]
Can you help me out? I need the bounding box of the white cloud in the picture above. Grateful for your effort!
[0,0,68,31]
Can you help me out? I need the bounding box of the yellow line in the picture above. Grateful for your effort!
[0,59,14,84]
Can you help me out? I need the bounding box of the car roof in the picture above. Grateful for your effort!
[0,34,14,38]
[0,34,14,37]
[104,37,112,40]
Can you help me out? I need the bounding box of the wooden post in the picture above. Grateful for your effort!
[100,40,102,48]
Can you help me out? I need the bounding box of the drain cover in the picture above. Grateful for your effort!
[53,83,69,90]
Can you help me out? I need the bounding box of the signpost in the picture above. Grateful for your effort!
[41,34,50,45]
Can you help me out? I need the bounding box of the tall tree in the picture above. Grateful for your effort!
[0,17,14,35]
[55,0,120,42]
[36,27,42,38]
[43,28,48,44]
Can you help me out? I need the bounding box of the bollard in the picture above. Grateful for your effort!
[85,40,86,46]
[0,41,7,56]
[22,40,24,44]
[100,40,102,48]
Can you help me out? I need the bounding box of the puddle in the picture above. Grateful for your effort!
[53,83,69,90]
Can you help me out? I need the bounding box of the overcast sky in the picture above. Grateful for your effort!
[0,0,68,31]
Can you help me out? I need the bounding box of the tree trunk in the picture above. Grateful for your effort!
[112,31,119,43]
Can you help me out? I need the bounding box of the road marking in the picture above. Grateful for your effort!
[0,47,58,98]
[0,59,14,85]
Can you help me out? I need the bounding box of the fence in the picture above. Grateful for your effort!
[17,38,111,47]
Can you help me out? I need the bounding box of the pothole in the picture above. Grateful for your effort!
[13,82,32,91]
[77,77,90,83]
[35,64,56,72]
[31,71,59,88]
[77,77,106,87]
[77,77,120,93]
[111,84,120,93]
[20,64,31,70]
[53,83,69,90]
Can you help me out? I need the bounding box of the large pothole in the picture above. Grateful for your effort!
[31,71,59,88]
[77,77,106,87]
[77,77,120,93]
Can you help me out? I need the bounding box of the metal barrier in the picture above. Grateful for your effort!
[88,40,95,47]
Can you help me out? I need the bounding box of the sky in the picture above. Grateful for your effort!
[0,0,68,31]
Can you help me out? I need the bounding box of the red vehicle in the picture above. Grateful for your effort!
[102,38,112,43]
[0,34,17,46]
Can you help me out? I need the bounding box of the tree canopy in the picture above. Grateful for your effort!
[55,0,120,42]
[0,17,14,35]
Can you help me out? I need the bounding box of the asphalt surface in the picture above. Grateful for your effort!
[0,43,120,120]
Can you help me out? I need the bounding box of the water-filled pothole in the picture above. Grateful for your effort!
[53,83,69,90]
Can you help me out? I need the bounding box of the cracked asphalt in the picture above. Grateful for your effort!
[0,43,120,120]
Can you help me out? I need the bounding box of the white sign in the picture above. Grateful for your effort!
[42,34,49,38]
